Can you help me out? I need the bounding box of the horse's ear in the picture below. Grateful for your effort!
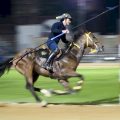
[73,28,82,40]
[84,29,88,33]
[80,28,84,34]
[80,28,90,34]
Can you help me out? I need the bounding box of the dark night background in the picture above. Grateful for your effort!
[0,0,119,34]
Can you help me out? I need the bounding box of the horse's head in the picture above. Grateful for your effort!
[73,30,104,53]
[82,32,104,53]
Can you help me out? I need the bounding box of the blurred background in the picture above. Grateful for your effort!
[0,0,119,63]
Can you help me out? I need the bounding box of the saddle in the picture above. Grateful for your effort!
[35,45,63,71]
[35,44,73,75]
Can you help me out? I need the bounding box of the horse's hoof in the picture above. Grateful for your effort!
[67,89,76,94]
[73,86,82,91]
[51,89,70,95]
[40,89,52,97]
[77,80,83,85]
[40,100,48,107]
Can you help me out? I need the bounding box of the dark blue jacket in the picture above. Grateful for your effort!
[48,21,69,44]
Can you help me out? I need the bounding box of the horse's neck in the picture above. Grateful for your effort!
[71,41,85,62]
[62,39,85,69]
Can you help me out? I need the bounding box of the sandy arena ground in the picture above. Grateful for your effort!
[78,63,120,68]
[0,103,120,120]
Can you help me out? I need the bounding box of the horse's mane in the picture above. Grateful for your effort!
[73,28,84,42]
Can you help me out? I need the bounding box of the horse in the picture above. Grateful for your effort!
[0,31,103,106]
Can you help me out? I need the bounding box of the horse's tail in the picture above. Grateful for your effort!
[0,57,13,77]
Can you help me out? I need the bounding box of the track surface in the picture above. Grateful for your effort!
[0,103,120,120]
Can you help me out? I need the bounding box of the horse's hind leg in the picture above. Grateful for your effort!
[26,77,48,106]
[14,60,42,102]
[25,69,48,106]
[32,71,52,97]
[26,80,41,102]
[32,71,41,92]
[25,70,41,102]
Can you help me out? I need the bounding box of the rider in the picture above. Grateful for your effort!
[42,13,72,71]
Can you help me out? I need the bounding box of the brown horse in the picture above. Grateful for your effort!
[0,31,103,106]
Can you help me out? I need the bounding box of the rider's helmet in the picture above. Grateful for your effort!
[56,13,72,21]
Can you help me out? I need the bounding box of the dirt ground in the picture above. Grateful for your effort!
[0,103,120,120]
[78,63,120,68]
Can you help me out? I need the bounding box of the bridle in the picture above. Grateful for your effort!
[69,32,99,53]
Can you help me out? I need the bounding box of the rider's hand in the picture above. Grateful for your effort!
[62,29,70,34]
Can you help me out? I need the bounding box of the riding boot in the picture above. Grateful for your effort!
[42,49,59,71]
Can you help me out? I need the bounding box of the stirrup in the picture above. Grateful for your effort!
[42,64,53,72]
[45,66,53,73]
[47,65,53,71]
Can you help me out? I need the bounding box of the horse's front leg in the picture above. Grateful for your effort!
[62,71,84,92]
[45,79,73,95]
[58,79,72,91]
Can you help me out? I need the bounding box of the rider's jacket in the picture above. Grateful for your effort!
[48,21,69,44]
